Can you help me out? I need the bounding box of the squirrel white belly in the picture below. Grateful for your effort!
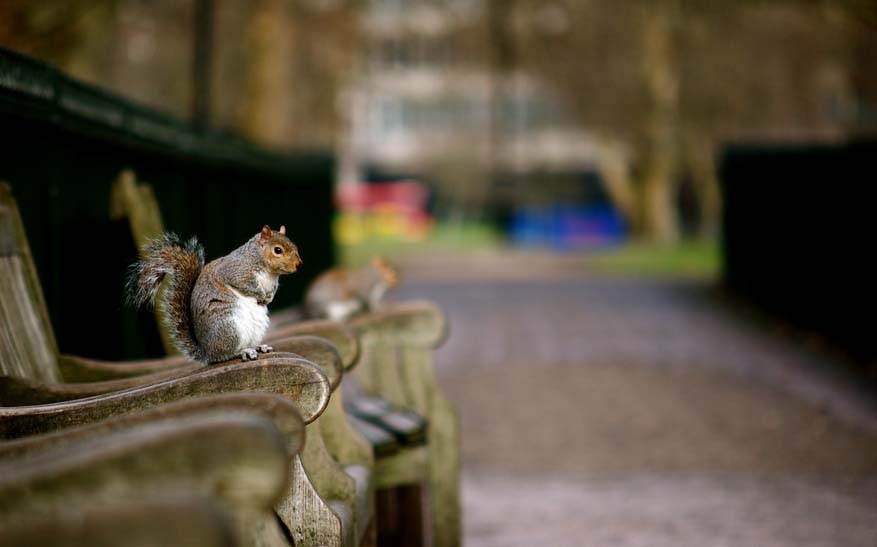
[228,287,271,350]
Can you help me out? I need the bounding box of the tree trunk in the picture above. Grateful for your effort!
[238,0,293,147]
[637,2,681,243]
[639,142,679,242]
[683,133,722,240]
[595,138,639,233]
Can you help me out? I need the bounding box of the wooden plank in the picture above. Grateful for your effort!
[0,411,290,527]
[0,355,331,438]
[0,497,239,547]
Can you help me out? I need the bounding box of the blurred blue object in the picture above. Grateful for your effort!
[509,204,627,250]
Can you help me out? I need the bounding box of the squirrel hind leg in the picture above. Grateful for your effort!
[256,344,273,354]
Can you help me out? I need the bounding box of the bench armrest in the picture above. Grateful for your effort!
[57,353,193,382]
[0,392,305,460]
[47,334,342,400]
[0,497,236,547]
[0,410,291,525]
[350,300,448,348]
[0,354,330,439]
[4,339,341,405]
[58,332,347,385]
[269,319,360,371]
[272,335,343,391]
[1,363,206,405]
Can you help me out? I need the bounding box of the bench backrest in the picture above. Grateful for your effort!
[110,170,166,246]
[110,170,177,355]
[0,183,61,384]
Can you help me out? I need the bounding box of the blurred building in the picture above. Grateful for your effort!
[342,0,487,178]
[336,0,612,245]
[339,0,597,183]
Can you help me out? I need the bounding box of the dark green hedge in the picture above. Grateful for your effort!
[720,139,876,361]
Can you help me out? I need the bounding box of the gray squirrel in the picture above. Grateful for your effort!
[127,225,301,363]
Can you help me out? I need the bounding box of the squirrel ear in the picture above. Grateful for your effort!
[279,225,286,235]
[260,225,272,240]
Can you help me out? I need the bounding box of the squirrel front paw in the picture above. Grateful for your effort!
[256,344,273,354]
[241,348,259,361]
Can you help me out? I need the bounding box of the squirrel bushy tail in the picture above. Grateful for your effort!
[126,233,206,361]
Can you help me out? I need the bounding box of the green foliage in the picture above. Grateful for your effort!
[584,241,720,279]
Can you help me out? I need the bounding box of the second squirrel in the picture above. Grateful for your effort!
[304,256,399,321]
[127,225,301,363]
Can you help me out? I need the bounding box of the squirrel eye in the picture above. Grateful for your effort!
[273,246,283,255]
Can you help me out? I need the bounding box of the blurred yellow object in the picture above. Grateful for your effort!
[334,210,432,246]
[334,213,367,245]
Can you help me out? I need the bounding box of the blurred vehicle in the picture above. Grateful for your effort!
[509,204,627,250]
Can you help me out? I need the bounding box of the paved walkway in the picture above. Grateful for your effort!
[395,259,877,546]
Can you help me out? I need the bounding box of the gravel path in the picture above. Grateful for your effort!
[464,473,877,547]
[395,266,877,547]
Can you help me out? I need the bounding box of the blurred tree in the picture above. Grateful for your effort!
[236,0,295,145]
[503,0,683,241]
[4,0,873,205]
[638,1,681,242]
[230,0,360,150]
[192,0,215,128]
[840,0,877,138]
[1,0,360,149]
[0,0,118,79]
[502,0,857,242]
[1,0,196,119]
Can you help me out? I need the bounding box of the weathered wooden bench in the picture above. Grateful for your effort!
[0,182,364,547]
[0,393,307,546]
[271,305,457,547]
[111,170,432,546]
[346,302,459,547]
[113,170,459,546]
[264,266,459,547]
[111,171,422,445]
[201,178,458,545]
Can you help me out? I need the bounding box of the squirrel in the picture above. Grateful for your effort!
[127,225,301,363]
[304,256,399,321]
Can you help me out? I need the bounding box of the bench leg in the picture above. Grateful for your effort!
[275,456,344,547]
[377,485,425,547]
[428,393,461,547]
[358,516,377,547]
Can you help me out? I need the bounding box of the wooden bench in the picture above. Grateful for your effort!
[0,393,307,546]
[262,262,459,546]
[347,302,459,547]
[0,182,362,547]
[112,170,434,546]
[111,171,423,447]
[112,170,460,546]
[272,302,458,547]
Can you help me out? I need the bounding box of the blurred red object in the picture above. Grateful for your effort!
[335,181,429,214]
[334,181,433,242]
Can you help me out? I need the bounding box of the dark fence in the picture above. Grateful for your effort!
[720,139,876,360]
[0,48,335,360]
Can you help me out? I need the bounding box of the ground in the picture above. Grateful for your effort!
[393,250,877,547]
